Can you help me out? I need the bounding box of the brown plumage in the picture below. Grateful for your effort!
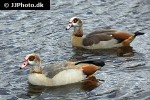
[21,54,105,86]
[82,65,100,76]
[66,17,145,49]
[112,32,133,42]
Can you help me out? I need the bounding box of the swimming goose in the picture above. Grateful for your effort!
[20,53,105,86]
[66,17,145,49]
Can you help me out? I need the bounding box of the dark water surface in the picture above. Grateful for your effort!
[0,0,150,99]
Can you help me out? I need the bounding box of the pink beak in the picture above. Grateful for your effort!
[66,23,73,30]
[20,60,29,69]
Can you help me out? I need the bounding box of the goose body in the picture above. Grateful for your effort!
[71,35,120,49]
[66,17,145,49]
[21,54,105,86]
[28,69,84,86]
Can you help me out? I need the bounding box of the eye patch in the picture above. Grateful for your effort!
[28,56,35,61]
[73,18,78,23]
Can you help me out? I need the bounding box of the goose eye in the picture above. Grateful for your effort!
[73,18,78,23]
[28,56,35,61]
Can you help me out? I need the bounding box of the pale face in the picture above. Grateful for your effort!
[20,54,40,69]
[66,17,82,30]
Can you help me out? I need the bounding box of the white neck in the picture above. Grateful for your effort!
[73,26,83,37]
[30,62,42,73]
[31,65,41,72]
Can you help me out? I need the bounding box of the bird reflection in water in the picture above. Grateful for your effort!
[82,76,102,91]
[116,46,134,57]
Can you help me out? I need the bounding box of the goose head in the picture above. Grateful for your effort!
[66,17,83,30]
[20,53,41,69]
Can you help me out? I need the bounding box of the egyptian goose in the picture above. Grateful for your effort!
[66,17,145,49]
[20,53,105,86]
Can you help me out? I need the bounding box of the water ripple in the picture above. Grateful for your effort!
[0,0,150,99]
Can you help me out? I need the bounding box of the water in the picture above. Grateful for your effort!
[0,0,150,99]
